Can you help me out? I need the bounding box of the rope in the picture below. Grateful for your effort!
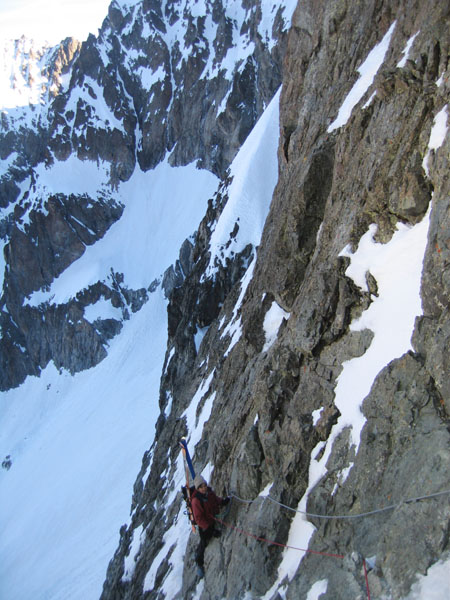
[214,517,344,559]
[363,559,371,600]
[229,488,450,520]
[221,487,449,599]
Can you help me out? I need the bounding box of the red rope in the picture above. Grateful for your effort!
[214,517,374,598]
[214,517,344,559]
[363,559,371,600]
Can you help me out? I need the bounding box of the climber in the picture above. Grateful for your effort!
[191,474,230,578]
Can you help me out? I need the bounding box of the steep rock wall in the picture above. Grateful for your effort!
[101,0,449,599]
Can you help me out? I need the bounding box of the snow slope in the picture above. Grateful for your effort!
[206,88,281,274]
[0,160,217,600]
[1,292,166,599]
[26,159,218,305]
[0,71,281,600]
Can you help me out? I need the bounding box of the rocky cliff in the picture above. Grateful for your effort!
[1,0,449,598]
[99,1,450,599]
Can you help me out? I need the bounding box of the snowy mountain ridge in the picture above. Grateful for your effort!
[0,36,81,128]
[0,0,294,391]
[1,0,450,599]
[0,37,56,110]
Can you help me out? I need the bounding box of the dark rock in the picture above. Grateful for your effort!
[102,2,450,599]
[2,455,12,470]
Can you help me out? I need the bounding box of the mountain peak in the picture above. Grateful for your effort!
[0,35,81,111]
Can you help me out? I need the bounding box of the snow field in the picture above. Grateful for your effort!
[0,289,168,599]
[27,158,218,306]
[0,157,218,599]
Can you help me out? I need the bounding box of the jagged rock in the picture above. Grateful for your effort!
[295,353,450,599]
[100,1,450,599]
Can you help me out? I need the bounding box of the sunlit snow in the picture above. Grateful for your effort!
[335,210,431,447]
[306,579,328,600]
[263,301,290,352]
[206,88,281,275]
[27,159,218,306]
[327,22,396,132]
[397,31,420,68]
[0,38,53,109]
[0,290,168,599]
[423,104,448,176]
[405,556,450,600]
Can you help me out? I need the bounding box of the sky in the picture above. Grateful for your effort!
[0,0,112,45]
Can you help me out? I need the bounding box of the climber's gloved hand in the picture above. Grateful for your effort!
[222,497,231,506]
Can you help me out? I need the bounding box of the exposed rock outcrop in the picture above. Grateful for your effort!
[100,1,450,599]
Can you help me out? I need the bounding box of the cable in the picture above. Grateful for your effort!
[229,488,450,520]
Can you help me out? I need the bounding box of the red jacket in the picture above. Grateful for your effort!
[191,487,223,531]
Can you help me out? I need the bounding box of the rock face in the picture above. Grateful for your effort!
[99,1,450,599]
[0,0,292,390]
